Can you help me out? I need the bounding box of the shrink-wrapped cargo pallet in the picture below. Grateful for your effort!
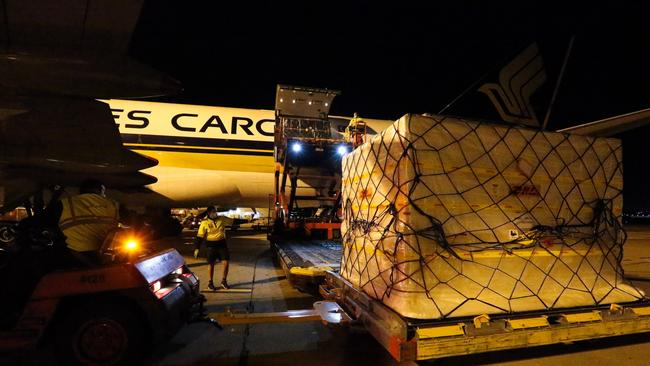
[340,114,644,319]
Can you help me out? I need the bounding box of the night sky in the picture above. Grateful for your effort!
[129,1,650,210]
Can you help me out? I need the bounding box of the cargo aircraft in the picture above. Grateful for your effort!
[104,98,392,211]
[102,43,650,213]
[100,97,650,215]
[0,1,392,216]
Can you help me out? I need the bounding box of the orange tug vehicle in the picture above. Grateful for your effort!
[0,227,212,365]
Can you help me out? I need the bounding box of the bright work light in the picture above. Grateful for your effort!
[125,239,138,251]
[291,142,302,153]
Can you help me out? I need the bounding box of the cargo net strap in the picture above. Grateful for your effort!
[341,114,643,319]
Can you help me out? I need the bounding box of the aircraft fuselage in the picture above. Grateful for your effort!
[105,99,393,209]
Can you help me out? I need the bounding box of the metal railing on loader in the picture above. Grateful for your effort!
[269,85,350,291]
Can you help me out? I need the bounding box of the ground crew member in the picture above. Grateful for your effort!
[57,179,119,263]
[194,206,232,290]
[345,112,366,147]
[5,180,117,318]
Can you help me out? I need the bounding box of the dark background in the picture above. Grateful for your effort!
[129,1,650,210]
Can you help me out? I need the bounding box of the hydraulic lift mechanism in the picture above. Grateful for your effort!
[269,85,352,291]
[272,84,348,240]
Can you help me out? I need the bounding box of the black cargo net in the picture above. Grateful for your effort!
[340,114,644,319]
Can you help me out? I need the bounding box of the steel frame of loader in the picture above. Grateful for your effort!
[270,85,352,290]
[272,85,348,241]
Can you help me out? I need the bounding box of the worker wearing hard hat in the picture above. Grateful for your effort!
[193,206,233,290]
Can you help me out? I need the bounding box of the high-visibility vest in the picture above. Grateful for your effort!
[59,193,119,252]
[348,117,362,128]
[345,117,364,139]
[197,217,231,242]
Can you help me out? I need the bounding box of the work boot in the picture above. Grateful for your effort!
[220,280,230,290]
[207,281,217,291]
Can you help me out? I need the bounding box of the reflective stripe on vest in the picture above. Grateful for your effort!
[59,216,120,231]
[59,193,119,252]
[60,194,118,223]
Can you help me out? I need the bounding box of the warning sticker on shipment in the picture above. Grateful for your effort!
[510,184,540,196]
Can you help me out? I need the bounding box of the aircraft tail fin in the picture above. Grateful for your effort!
[441,38,572,129]
[477,43,547,127]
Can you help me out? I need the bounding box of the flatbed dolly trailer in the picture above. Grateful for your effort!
[316,271,650,362]
[271,239,341,293]
[211,268,650,362]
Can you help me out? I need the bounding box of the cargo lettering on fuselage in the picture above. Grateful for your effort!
[105,99,277,166]
[111,109,151,129]
[111,107,274,137]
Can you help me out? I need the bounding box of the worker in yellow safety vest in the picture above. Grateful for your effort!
[193,206,233,290]
[57,179,119,262]
[345,112,366,147]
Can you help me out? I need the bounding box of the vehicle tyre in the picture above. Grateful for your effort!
[54,301,146,366]
[0,225,15,244]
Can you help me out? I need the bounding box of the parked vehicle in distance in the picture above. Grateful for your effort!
[182,215,201,230]
[232,217,273,231]
[252,217,273,231]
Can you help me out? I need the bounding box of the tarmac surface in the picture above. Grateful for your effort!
[151,227,650,366]
[4,226,650,365]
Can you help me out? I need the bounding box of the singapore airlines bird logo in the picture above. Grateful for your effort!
[478,43,547,127]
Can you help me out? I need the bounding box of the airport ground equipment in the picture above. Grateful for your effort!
[315,270,650,362]
[0,227,208,365]
[207,267,650,363]
[273,239,342,292]
[212,109,650,362]
[269,85,353,290]
[311,112,650,361]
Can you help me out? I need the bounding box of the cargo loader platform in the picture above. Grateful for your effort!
[269,85,349,291]
[272,239,341,292]
[319,271,650,362]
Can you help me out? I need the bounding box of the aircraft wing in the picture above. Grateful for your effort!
[0,2,169,211]
[556,109,650,137]
[0,171,157,212]
[0,98,158,212]
[1,0,143,56]
[0,0,180,98]
[0,97,157,173]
